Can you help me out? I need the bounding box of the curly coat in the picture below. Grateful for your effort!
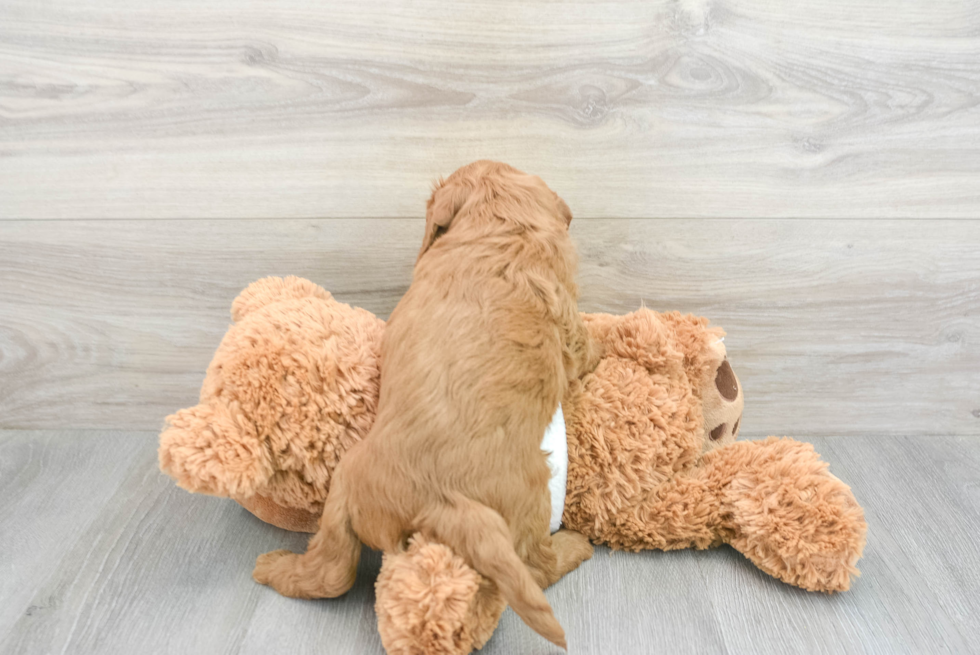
[251,161,597,648]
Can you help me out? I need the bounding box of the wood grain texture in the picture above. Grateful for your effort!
[0,430,149,638]
[0,430,387,654]
[1,218,978,436]
[2,0,979,218]
[2,430,978,654]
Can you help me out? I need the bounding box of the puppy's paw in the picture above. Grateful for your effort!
[552,529,594,578]
[252,549,296,586]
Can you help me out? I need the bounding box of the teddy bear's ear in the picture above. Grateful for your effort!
[159,402,273,498]
[657,312,726,375]
[230,276,333,322]
[580,312,619,349]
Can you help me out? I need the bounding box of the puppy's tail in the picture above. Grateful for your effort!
[420,494,566,650]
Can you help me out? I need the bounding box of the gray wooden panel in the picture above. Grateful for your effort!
[0,431,148,638]
[0,430,388,654]
[578,219,980,438]
[1,430,978,654]
[2,0,979,219]
[0,219,419,431]
[1,219,978,436]
[488,444,980,653]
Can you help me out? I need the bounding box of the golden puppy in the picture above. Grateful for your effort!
[253,161,597,648]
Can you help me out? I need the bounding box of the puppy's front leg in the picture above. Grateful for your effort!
[561,298,600,381]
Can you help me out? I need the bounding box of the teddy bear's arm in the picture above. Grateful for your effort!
[578,438,866,593]
[158,401,274,498]
[698,438,867,592]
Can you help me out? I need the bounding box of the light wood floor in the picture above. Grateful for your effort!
[2,430,978,654]
[2,0,979,652]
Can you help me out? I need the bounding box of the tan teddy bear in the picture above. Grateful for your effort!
[160,276,866,655]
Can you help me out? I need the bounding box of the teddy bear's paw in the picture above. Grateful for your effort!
[726,439,867,592]
[375,534,506,655]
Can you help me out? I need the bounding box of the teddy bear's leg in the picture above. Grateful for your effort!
[373,530,590,655]
[252,485,361,599]
[375,535,506,655]
[715,438,867,592]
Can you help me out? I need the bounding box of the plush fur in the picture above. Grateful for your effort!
[160,277,867,655]
[375,534,507,655]
[159,275,383,515]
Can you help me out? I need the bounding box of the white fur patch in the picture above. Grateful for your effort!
[541,404,567,534]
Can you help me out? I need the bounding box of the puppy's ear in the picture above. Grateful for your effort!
[418,177,473,261]
[556,196,573,227]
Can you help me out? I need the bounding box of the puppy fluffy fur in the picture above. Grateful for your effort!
[252,161,596,648]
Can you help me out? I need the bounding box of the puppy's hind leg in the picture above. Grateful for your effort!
[549,529,593,583]
[421,495,568,650]
[253,484,360,599]
[524,529,594,589]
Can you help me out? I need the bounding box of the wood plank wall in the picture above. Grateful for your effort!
[1,0,979,436]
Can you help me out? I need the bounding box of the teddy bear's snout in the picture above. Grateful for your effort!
[715,359,738,401]
[703,357,744,447]
[709,414,741,441]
